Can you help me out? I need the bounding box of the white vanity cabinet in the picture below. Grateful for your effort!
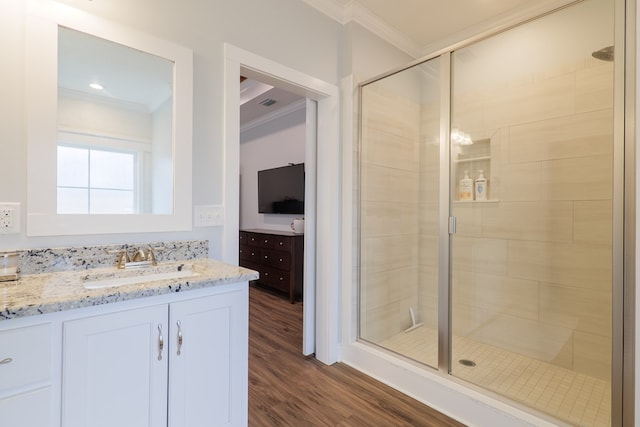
[168,290,247,426]
[61,286,248,427]
[0,323,54,427]
[62,305,169,427]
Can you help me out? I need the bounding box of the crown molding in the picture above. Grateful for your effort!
[301,0,349,24]
[346,2,421,58]
[303,0,421,58]
[240,98,306,134]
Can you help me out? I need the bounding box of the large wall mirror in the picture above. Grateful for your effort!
[26,0,193,236]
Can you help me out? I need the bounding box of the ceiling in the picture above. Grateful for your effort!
[240,81,304,126]
[242,0,568,125]
[341,0,534,47]
[304,0,569,56]
[59,27,173,112]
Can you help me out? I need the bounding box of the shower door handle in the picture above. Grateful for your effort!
[449,216,457,235]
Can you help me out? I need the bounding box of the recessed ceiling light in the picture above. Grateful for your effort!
[89,83,104,90]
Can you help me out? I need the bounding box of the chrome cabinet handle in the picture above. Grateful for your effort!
[158,324,164,361]
[0,357,13,365]
[177,320,183,356]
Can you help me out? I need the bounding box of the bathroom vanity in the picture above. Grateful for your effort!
[0,254,257,427]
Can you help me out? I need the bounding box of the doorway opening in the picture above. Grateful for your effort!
[223,44,341,364]
[238,74,310,351]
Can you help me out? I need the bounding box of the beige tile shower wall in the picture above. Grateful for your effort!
[451,58,614,380]
[360,86,421,342]
[418,101,441,329]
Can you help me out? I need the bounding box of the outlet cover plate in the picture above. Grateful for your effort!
[0,202,21,234]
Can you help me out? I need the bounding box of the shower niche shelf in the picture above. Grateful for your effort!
[453,136,497,202]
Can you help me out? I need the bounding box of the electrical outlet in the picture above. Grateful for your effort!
[194,205,224,227]
[0,203,21,234]
[0,208,13,228]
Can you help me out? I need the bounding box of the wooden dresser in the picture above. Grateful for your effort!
[239,229,303,303]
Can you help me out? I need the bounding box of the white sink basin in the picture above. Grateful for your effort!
[83,268,200,290]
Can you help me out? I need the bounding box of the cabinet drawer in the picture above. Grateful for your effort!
[247,233,290,249]
[0,323,52,394]
[241,246,261,263]
[259,266,290,292]
[248,233,273,248]
[261,249,291,270]
[238,244,253,261]
[271,236,291,251]
[239,231,248,245]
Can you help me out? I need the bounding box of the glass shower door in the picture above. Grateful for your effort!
[449,0,615,425]
[359,58,442,369]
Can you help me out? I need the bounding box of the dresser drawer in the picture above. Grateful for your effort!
[248,233,289,249]
[271,236,291,251]
[0,323,52,394]
[239,231,248,245]
[239,244,254,261]
[246,233,265,248]
[261,249,291,270]
[259,266,290,292]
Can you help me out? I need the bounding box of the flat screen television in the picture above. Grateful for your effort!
[258,163,305,214]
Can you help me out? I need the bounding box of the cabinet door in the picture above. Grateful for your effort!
[0,387,52,427]
[168,288,248,427]
[62,305,169,427]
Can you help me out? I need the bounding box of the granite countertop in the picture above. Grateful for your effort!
[0,259,258,321]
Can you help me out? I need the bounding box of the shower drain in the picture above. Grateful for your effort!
[458,359,477,367]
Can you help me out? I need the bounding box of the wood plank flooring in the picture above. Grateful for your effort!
[248,284,465,426]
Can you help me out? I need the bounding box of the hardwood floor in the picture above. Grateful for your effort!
[248,284,465,426]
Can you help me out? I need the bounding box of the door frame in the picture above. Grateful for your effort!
[223,44,341,364]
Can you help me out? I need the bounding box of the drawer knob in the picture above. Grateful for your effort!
[251,252,255,256]
[0,357,13,365]
[264,239,269,243]
[279,277,284,281]
[279,242,283,246]
[279,258,283,262]
[264,255,268,259]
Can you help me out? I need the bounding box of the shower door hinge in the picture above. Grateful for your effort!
[449,216,457,235]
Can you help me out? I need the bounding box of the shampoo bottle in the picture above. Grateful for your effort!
[475,170,487,201]
[459,171,473,201]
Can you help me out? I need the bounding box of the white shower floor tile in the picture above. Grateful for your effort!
[380,326,611,427]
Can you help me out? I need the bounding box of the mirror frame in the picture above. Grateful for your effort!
[26,0,193,236]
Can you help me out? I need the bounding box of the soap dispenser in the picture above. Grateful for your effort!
[459,171,473,201]
[475,170,487,201]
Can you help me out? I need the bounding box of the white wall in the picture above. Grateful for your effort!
[344,21,416,83]
[239,106,306,232]
[0,0,340,256]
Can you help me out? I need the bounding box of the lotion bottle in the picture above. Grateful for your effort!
[459,171,473,201]
[475,170,487,201]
